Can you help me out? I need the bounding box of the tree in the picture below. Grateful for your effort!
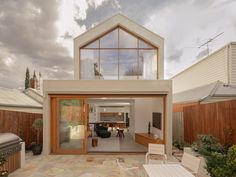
[25,67,30,89]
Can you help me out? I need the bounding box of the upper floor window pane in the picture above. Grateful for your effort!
[100,50,118,80]
[119,50,138,80]
[84,40,99,48]
[139,50,157,80]
[100,29,118,48]
[119,29,138,48]
[138,40,154,49]
[80,49,99,80]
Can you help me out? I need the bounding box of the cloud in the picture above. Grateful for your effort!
[74,0,177,29]
[196,48,210,59]
[167,49,184,62]
[0,0,73,89]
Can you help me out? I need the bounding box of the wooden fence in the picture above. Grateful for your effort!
[183,100,236,145]
[0,109,43,148]
[172,112,184,143]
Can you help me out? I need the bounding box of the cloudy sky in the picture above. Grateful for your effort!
[0,0,236,89]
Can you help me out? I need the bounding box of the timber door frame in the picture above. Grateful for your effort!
[50,95,88,154]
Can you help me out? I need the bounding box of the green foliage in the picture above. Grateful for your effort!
[192,135,236,177]
[173,140,184,150]
[32,118,43,130]
[25,67,30,89]
[0,155,6,167]
[32,118,43,144]
[191,135,223,156]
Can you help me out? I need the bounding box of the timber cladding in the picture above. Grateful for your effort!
[183,100,236,145]
[0,109,43,148]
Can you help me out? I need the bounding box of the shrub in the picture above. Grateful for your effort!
[32,118,43,144]
[192,135,236,177]
[0,155,6,167]
[191,135,224,156]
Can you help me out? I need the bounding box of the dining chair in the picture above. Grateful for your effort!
[181,152,201,176]
[116,159,139,177]
[145,144,167,164]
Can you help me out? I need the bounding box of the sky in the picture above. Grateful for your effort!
[0,0,236,89]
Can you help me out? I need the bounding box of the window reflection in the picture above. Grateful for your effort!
[80,49,99,79]
[84,40,99,48]
[59,99,84,149]
[100,29,118,48]
[139,50,157,80]
[119,50,138,80]
[119,29,138,48]
[100,50,118,80]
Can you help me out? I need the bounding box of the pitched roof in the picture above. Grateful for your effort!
[173,81,236,104]
[74,13,164,48]
[0,87,42,108]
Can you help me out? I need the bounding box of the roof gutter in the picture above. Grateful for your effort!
[0,104,42,109]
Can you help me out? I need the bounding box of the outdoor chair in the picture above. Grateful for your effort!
[116,159,140,177]
[181,152,201,176]
[145,144,167,164]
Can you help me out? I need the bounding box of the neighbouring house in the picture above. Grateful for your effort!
[0,87,43,148]
[0,87,43,113]
[172,42,236,94]
[172,42,236,145]
[43,14,172,156]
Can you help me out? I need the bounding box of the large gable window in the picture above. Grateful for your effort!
[80,27,157,80]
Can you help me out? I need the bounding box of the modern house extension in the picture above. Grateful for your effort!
[43,14,172,156]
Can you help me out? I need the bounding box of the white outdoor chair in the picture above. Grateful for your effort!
[181,152,201,176]
[116,159,140,177]
[145,144,167,164]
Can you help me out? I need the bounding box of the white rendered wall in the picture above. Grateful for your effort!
[43,80,172,156]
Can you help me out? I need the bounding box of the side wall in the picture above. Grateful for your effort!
[172,45,229,93]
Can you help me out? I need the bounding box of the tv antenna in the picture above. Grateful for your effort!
[198,32,224,55]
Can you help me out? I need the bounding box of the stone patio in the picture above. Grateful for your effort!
[10,151,209,177]
[10,153,146,177]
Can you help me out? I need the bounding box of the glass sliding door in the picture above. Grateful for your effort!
[51,97,87,154]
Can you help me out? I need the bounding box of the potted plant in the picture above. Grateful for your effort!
[32,118,43,155]
[0,155,8,177]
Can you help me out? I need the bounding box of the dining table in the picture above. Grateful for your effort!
[143,164,195,177]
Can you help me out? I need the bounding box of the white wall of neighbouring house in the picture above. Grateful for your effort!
[172,42,236,93]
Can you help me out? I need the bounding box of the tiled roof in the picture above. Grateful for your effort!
[0,87,42,108]
[173,81,236,104]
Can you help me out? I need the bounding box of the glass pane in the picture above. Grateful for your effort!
[100,50,118,79]
[80,49,100,79]
[119,29,138,48]
[59,99,85,149]
[100,29,118,48]
[119,50,138,80]
[139,50,157,80]
[84,40,99,48]
[138,40,154,49]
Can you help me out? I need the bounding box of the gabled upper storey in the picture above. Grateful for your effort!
[74,13,164,80]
